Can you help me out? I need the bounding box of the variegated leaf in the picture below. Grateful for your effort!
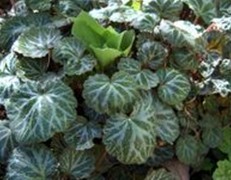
[159,20,204,48]
[176,135,199,165]
[182,0,216,24]
[144,0,183,21]
[12,27,61,58]
[137,41,168,70]
[0,13,52,50]
[25,0,51,11]
[52,37,96,76]
[0,53,20,102]
[83,71,139,114]
[16,57,48,81]
[103,97,156,164]
[64,116,102,150]
[118,58,159,90]
[59,148,95,179]
[6,79,77,144]
[0,120,17,163]
[6,145,57,179]
[145,168,177,180]
[157,68,191,105]
[152,96,180,144]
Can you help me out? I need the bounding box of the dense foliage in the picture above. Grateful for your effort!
[0,0,231,179]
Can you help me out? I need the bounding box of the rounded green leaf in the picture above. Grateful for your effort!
[0,53,20,102]
[59,148,95,179]
[0,120,17,163]
[52,37,96,76]
[152,97,180,144]
[6,79,77,144]
[16,57,48,81]
[145,168,177,180]
[137,41,168,70]
[12,27,62,58]
[6,145,57,180]
[176,135,199,165]
[103,98,156,164]
[182,0,216,24]
[64,116,102,150]
[145,0,183,21]
[118,58,159,90]
[213,160,231,180]
[83,71,139,114]
[157,68,191,105]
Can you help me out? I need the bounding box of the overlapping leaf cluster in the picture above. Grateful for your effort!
[0,0,231,179]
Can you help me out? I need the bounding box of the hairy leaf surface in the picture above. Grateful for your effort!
[103,98,156,164]
[182,0,216,24]
[59,148,95,179]
[144,0,183,20]
[25,0,51,11]
[12,27,61,58]
[157,68,191,105]
[118,58,159,90]
[6,145,57,180]
[0,53,20,102]
[6,80,77,144]
[145,168,177,180]
[64,116,102,150]
[52,37,96,76]
[0,13,52,50]
[0,120,17,163]
[83,71,139,114]
[152,96,180,144]
[176,135,199,165]
[16,57,48,81]
[137,41,168,70]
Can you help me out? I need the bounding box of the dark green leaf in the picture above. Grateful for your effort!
[52,37,96,76]
[118,58,159,90]
[0,53,20,102]
[137,41,168,70]
[6,145,57,180]
[25,0,51,11]
[182,0,216,24]
[152,96,180,144]
[0,120,17,163]
[83,71,139,114]
[176,135,199,165]
[145,0,183,21]
[6,79,77,144]
[103,97,156,164]
[0,13,52,50]
[16,57,48,81]
[157,68,191,105]
[12,27,61,58]
[64,116,102,150]
[145,168,177,180]
[59,148,95,179]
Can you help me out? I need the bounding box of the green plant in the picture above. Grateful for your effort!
[0,0,231,179]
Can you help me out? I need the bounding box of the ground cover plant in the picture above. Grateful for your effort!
[0,0,231,179]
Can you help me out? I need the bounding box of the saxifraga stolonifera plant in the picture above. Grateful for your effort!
[0,0,231,179]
